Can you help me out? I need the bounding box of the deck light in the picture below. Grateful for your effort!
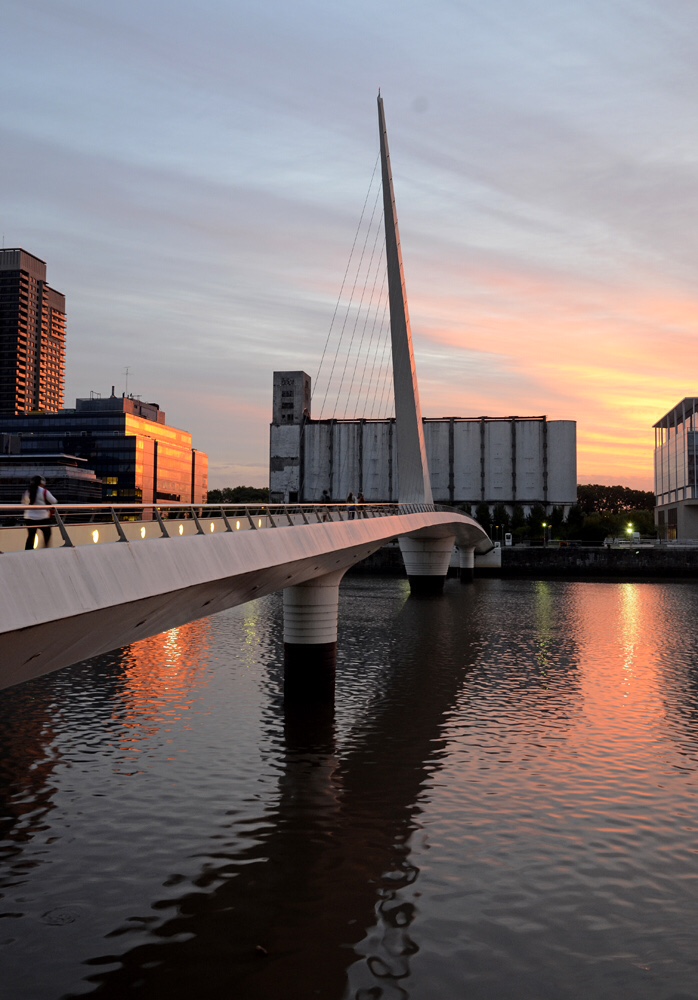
[210,522,215,533]
[140,526,146,539]
[92,530,99,544]
[236,520,241,530]
[178,524,184,535]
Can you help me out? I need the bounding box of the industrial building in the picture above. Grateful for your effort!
[0,248,66,416]
[654,398,698,539]
[270,371,577,514]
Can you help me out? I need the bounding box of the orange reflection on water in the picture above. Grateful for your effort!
[114,618,213,760]
[572,583,666,734]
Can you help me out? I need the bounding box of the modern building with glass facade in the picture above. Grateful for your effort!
[0,391,208,504]
[654,398,698,539]
[0,249,66,416]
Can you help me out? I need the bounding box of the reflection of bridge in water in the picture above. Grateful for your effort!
[0,95,492,695]
[52,585,491,1000]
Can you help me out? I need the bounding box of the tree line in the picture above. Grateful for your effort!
[464,484,656,543]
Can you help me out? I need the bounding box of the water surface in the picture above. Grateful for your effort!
[1,577,698,999]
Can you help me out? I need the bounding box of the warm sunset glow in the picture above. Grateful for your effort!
[4,3,693,491]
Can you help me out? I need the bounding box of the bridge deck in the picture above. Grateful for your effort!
[0,503,490,690]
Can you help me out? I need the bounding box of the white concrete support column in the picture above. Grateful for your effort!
[283,570,346,700]
[399,535,455,595]
[458,545,476,583]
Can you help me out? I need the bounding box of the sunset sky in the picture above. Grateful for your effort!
[3,0,698,491]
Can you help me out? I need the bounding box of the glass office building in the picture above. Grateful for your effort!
[0,392,208,504]
[654,398,698,539]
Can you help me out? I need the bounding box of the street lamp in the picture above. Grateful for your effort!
[542,521,548,547]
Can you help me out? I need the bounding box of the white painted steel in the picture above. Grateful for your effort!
[398,534,456,578]
[283,570,346,645]
[0,508,490,690]
[458,546,475,571]
[378,95,433,506]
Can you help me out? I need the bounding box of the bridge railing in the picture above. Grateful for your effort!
[0,502,444,552]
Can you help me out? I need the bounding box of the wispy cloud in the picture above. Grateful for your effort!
[2,0,697,489]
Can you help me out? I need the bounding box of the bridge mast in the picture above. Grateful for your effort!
[378,94,433,506]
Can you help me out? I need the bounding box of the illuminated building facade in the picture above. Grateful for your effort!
[654,398,698,539]
[0,249,66,416]
[0,391,208,504]
[270,370,577,513]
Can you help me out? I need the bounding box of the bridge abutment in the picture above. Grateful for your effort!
[399,535,455,595]
[283,570,345,701]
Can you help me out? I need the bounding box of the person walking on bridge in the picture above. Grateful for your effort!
[23,476,57,550]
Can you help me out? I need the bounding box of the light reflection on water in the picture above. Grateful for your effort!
[1,578,698,999]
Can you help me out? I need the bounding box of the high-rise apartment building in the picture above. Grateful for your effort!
[0,248,66,416]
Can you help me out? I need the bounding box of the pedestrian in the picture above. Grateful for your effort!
[357,491,365,517]
[321,489,330,503]
[23,476,57,550]
[347,491,356,520]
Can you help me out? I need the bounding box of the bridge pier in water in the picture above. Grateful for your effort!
[283,570,345,701]
[399,535,455,595]
[458,545,476,582]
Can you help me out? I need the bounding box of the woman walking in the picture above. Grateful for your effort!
[23,476,57,550]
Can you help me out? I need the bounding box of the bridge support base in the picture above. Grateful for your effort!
[458,545,475,582]
[283,570,345,701]
[399,535,455,596]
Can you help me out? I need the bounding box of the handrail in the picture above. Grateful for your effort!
[0,501,458,551]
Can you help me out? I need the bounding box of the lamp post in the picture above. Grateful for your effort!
[542,521,548,548]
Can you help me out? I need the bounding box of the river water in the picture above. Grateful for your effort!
[1,576,698,1000]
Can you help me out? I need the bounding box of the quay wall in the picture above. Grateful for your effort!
[355,543,698,579]
[495,546,698,578]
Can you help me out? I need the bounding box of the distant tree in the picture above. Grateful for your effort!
[577,484,655,515]
[475,503,492,534]
[490,503,510,543]
[526,503,547,541]
[564,504,585,538]
[578,512,617,542]
[492,503,511,529]
[510,505,526,539]
[628,509,657,537]
[550,505,566,536]
[207,486,270,503]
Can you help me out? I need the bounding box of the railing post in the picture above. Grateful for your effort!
[154,508,170,538]
[110,508,128,542]
[53,510,74,548]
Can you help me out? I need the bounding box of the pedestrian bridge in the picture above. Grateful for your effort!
[0,502,491,692]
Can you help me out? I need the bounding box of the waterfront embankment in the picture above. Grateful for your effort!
[356,541,698,578]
